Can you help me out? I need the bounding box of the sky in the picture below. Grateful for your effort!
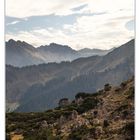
[5,0,134,50]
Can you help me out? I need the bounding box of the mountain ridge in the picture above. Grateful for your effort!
[6,39,116,67]
[6,39,134,112]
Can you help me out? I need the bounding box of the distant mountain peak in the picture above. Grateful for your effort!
[6,39,34,49]
[6,39,17,47]
[38,42,76,54]
[8,39,16,43]
[6,39,133,67]
[48,43,71,49]
[7,39,69,49]
[39,43,69,48]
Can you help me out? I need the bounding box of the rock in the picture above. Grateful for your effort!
[95,126,103,137]
[41,120,48,128]
[114,115,120,121]
[59,115,66,125]
[58,98,70,107]
[93,118,100,125]
[70,110,78,120]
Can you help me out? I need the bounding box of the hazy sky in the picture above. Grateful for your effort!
[6,0,134,50]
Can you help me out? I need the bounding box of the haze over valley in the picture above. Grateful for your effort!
[6,39,134,112]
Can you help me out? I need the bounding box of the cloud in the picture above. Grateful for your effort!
[71,4,88,12]
[6,0,87,18]
[6,0,134,18]
[6,14,134,50]
[125,20,135,31]
[64,13,134,49]
[6,0,134,50]
[5,13,106,36]
[6,20,20,26]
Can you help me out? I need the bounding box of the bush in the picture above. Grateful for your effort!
[6,134,10,140]
[120,82,127,88]
[127,87,134,99]
[69,125,89,140]
[64,104,78,111]
[24,128,61,140]
[121,121,134,137]
[104,84,111,91]
[77,97,99,113]
[75,92,91,99]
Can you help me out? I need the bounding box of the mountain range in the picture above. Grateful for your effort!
[6,39,113,67]
[6,39,134,112]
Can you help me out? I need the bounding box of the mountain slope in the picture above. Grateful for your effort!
[6,39,134,112]
[6,39,45,67]
[78,48,114,57]
[6,77,134,140]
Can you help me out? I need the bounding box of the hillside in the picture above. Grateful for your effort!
[6,77,134,140]
[6,39,112,67]
[6,39,134,112]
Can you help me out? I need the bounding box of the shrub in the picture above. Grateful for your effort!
[127,87,134,99]
[64,104,78,111]
[24,128,60,140]
[121,121,134,137]
[77,97,99,113]
[75,92,91,99]
[6,134,10,140]
[104,84,111,91]
[120,82,127,88]
[69,125,89,140]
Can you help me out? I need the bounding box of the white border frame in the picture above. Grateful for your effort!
[135,0,140,139]
[0,0,139,139]
[0,0,5,139]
